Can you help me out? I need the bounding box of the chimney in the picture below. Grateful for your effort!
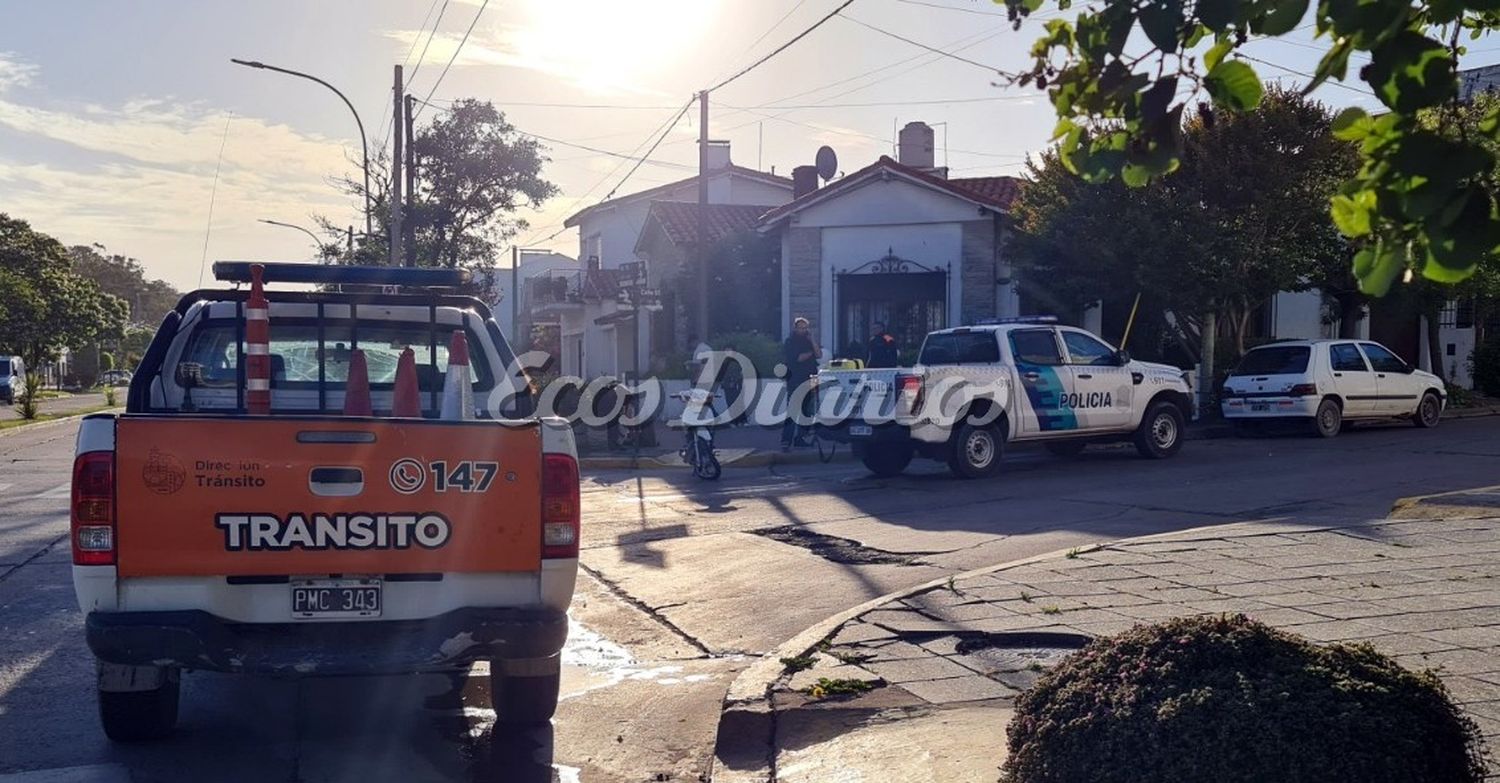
[705,140,731,171]
[898,121,935,170]
[792,165,819,199]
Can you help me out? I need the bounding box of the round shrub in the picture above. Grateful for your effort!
[1469,338,1500,397]
[1003,614,1487,783]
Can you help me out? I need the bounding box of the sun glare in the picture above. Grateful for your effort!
[512,0,720,94]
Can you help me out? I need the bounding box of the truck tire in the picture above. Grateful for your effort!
[1133,401,1184,459]
[1044,440,1086,458]
[948,422,1003,479]
[492,671,560,725]
[861,444,912,477]
[98,671,179,742]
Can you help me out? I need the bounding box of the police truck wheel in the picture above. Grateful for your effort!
[492,671,561,725]
[948,422,1003,479]
[1044,440,1087,458]
[1312,398,1342,438]
[1133,402,1184,459]
[98,670,180,742]
[1412,392,1441,428]
[861,444,912,477]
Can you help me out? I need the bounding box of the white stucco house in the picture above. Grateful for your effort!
[755,122,1023,361]
[556,142,793,378]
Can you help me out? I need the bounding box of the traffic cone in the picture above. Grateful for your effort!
[244,264,271,415]
[343,349,372,416]
[392,347,422,418]
[440,330,473,421]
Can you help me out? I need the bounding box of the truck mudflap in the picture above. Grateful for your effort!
[86,607,568,675]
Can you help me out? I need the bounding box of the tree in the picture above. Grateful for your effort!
[321,99,557,271]
[67,244,181,325]
[1011,89,1357,370]
[0,215,127,409]
[999,0,1500,296]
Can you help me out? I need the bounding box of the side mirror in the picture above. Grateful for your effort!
[1113,350,1131,366]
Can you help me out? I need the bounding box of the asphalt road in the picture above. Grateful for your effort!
[4,415,1500,782]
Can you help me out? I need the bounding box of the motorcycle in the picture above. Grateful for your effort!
[674,388,721,480]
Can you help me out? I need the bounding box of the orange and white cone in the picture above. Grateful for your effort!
[392,347,422,418]
[440,330,473,421]
[244,264,271,415]
[343,349,372,417]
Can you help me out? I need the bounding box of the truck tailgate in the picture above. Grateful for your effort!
[114,416,543,578]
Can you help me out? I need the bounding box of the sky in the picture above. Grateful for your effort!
[1,0,1496,292]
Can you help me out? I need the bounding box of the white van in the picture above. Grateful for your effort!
[0,356,24,404]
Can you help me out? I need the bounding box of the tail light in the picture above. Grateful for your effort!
[71,451,116,566]
[1287,383,1318,397]
[541,453,580,559]
[895,373,924,415]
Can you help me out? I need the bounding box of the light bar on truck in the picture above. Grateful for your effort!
[212,262,471,287]
[974,315,1059,325]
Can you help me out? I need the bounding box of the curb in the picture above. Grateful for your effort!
[709,540,1110,782]
[1443,406,1500,420]
[709,513,1407,781]
[0,407,121,439]
[579,448,855,471]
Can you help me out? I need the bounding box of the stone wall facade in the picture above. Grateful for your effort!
[960,218,999,324]
[786,226,822,330]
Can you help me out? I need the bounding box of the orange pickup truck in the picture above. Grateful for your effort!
[70,263,578,741]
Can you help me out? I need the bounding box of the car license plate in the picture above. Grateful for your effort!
[291,579,381,619]
[849,424,873,437]
[1250,403,1271,412]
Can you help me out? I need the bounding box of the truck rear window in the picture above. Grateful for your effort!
[179,319,492,401]
[1234,346,1310,375]
[919,333,1000,365]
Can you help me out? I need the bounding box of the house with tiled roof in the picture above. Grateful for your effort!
[554,142,793,379]
[756,122,1030,362]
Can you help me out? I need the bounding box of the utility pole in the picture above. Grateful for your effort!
[511,245,521,340]
[346,226,354,257]
[390,64,405,267]
[404,93,417,267]
[696,90,709,343]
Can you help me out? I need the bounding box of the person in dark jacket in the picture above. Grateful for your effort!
[866,322,899,368]
[781,317,820,448]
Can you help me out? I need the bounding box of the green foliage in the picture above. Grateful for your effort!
[780,655,816,673]
[1002,614,1487,783]
[1011,88,1357,362]
[321,99,558,270]
[1468,336,1500,396]
[804,677,877,699]
[0,215,127,411]
[998,0,1500,295]
[16,371,40,419]
[709,330,780,377]
[103,386,117,407]
[66,244,181,325]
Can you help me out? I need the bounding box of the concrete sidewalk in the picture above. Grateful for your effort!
[713,489,1500,782]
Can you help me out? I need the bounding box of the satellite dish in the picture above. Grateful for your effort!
[815,146,838,182]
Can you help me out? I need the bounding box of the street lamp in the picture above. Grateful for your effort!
[230,58,372,238]
[258,219,324,260]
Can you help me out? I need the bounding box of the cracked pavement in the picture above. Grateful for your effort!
[6,417,1500,781]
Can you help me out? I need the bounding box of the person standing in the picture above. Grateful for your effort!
[781,317,821,448]
[866,321,899,368]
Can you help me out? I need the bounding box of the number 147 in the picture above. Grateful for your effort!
[428,461,498,493]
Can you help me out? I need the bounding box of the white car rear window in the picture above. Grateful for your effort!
[1236,346,1310,375]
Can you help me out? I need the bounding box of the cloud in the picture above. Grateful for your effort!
[0,54,364,288]
[0,51,39,93]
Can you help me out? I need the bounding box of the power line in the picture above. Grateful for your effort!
[602,99,696,200]
[718,0,817,83]
[1234,52,1376,96]
[521,130,696,170]
[839,14,1012,75]
[707,0,857,93]
[405,0,453,91]
[893,0,1009,16]
[377,0,443,151]
[415,0,492,119]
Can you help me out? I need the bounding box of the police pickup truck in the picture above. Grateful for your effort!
[70,263,577,741]
[815,317,1194,478]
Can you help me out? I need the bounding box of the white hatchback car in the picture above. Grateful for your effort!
[1221,339,1446,437]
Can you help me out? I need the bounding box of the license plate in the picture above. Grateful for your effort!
[291,579,381,619]
[849,424,873,437]
[1250,403,1271,412]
